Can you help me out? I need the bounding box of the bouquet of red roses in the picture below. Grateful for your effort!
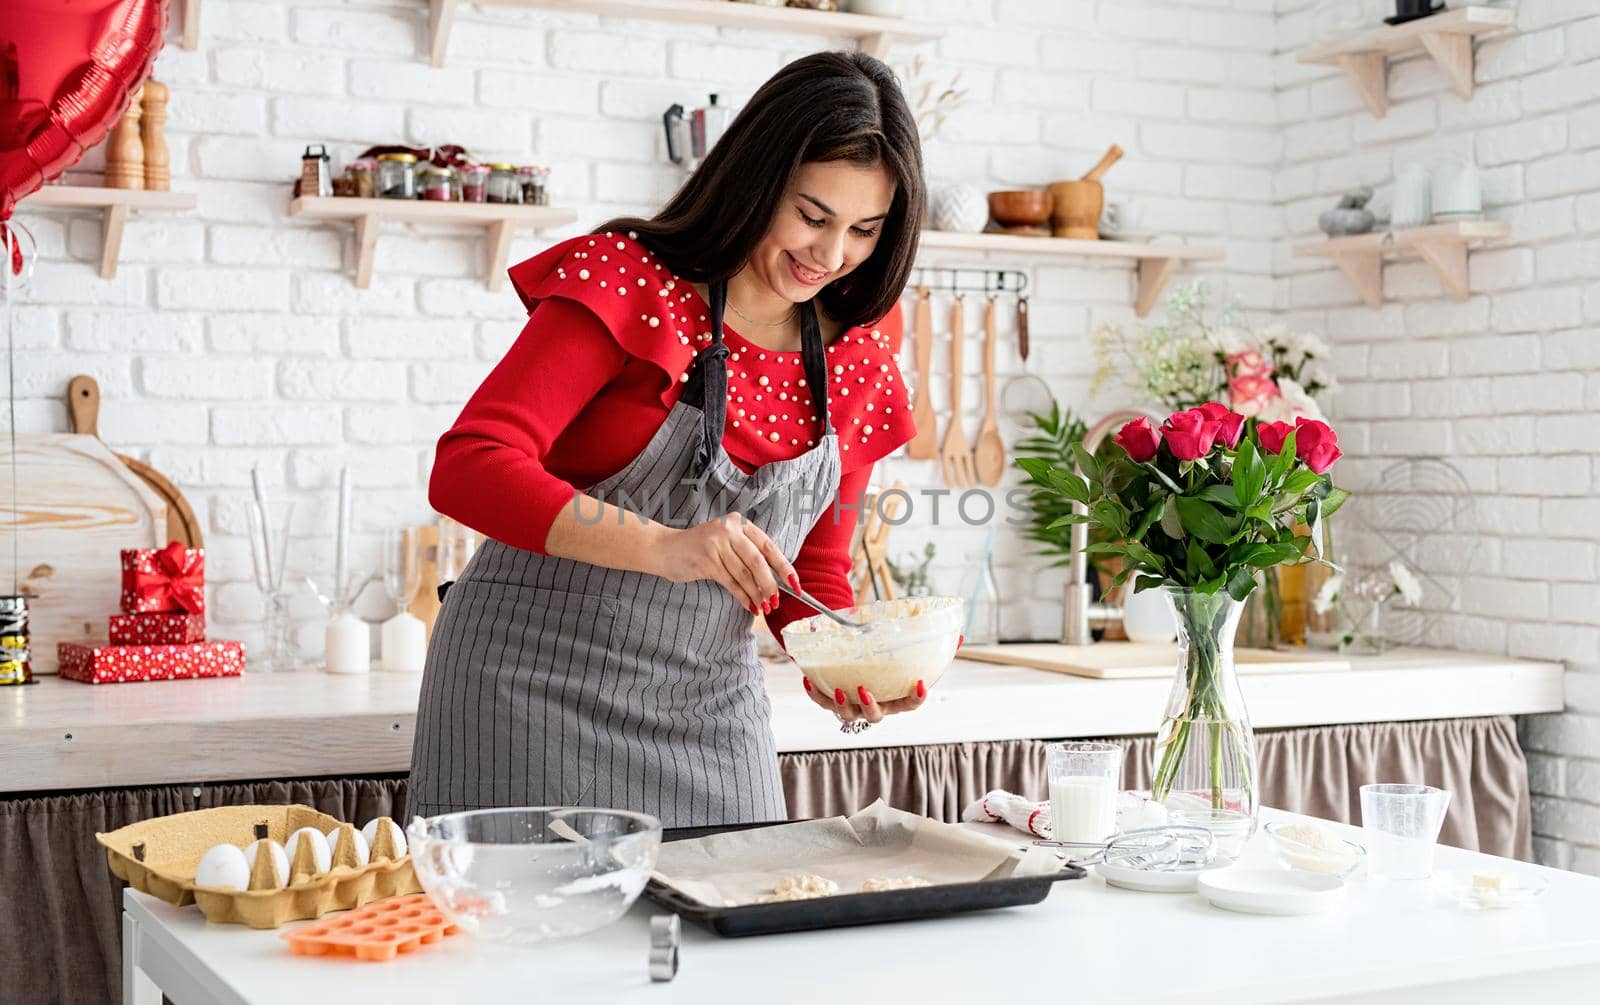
[1019,403,1348,601]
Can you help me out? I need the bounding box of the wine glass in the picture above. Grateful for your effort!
[383,528,422,615]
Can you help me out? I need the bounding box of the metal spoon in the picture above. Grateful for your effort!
[777,580,875,633]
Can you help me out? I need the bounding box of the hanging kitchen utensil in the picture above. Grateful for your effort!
[939,294,976,488]
[905,285,937,460]
[1001,290,1053,416]
[67,375,202,547]
[973,295,1006,487]
[850,483,904,605]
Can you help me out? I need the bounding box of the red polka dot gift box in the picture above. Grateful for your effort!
[108,612,207,646]
[57,640,244,685]
[119,542,206,615]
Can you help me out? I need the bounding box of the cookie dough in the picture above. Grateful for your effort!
[757,873,840,903]
[860,876,932,893]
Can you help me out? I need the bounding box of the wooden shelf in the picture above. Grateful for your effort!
[286,196,578,290]
[1297,6,1513,119]
[918,230,1225,317]
[1292,220,1509,309]
[425,0,943,66]
[19,185,197,278]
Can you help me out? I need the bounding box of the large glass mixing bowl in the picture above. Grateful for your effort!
[407,807,661,944]
[780,596,964,702]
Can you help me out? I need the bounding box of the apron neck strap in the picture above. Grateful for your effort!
[681,280,833,473]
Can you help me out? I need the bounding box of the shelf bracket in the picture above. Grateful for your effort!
[1418,31,1474,101]
[1134,257,1179,317]
[1333,52,1387,119]
[99,203,129,279]
[353,214,379,289]
[860,32,890,60]
[1410,237,1470,301]
[485,220,515,293]
[1332,250,1383,309]
[428,0,459,68]
[180,0,200,50]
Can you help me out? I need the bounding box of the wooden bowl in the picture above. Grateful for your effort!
[1047,180,1103,240]
[988,190,1053,228]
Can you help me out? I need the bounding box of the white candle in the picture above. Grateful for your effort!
[379,612,426,673]
[335,467,351,607]
[324,611,370,674]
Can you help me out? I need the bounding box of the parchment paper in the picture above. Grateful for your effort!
[651,800,1061,907]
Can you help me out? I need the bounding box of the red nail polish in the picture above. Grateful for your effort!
[916,679,926,699]
[958,634,964,649]
[769,593,779,610]
[857,686,872,706]
[763,599,774,614]
[788,573,801,592]
[834,688,846,706]
[803,677,813,693]
[748,603,758,615]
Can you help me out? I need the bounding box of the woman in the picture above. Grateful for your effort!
[410,51,926,827]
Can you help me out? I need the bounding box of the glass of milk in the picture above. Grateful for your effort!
[1046,742,1124,845]
[1360,783,1452,879]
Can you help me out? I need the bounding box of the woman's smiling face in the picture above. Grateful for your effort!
[748,159,896,305]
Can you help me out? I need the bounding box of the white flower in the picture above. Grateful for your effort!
[1212,325,1255,356]
[1276,377,1324,421]
[1389,561,1422,606]
[1312,573,1343,615]
[1293,330,1330,360]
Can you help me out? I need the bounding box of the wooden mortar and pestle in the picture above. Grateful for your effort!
[1048,144,1123,239]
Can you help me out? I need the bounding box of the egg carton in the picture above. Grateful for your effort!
[97,804,421,929]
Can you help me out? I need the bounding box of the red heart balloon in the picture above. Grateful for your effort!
[0,0,168,221]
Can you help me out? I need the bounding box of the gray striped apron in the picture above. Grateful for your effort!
[409,280,841,827]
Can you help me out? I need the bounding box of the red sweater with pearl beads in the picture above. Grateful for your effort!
[428,232,916,636]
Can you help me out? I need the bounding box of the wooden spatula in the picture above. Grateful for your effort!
[973,295,1006,487]
[939,294,976,488]
[906,286,937,459]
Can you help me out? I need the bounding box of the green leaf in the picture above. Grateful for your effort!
[1233,436,1266,510]
[1123,542,1165,572]
[1071,442,1101,483]
[1159,493,1186,540]
[1266,429,1298,488]
[1197,484,1241,508]
[1130,494,1166,541]
[1044,514,1089,530]
[1015,456,1055,484]
[1083,542,1129,557]
[1044,469,1091,505]
[1322,486,1351,519]
[1281,469,1320,497]
[1134,574,1166,593]
[1174,495,1239,544]
[1186,538,1216,578]
[1226,566,1258,601]
[1143,462,1185,495]
[1092,499,1130,539]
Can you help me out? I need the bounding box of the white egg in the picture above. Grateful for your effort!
[194,843,250,891]
[324,827,371,867]
[244,839,289,887]
[285,827,332,874]
[362,817,407,858]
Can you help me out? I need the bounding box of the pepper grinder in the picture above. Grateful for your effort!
[140,80,170,191]
[105,85,145,189]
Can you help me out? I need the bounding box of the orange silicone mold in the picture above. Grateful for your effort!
[282,895,459,962]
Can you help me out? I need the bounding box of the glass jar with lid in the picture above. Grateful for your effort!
[461,164,489,203]
[377,153,417,199]
[518,164,551,206]
[486,163,521,204]
[350,158,379,199]
[420,166,455,202]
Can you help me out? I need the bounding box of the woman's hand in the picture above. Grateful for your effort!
[801,677,929,725]
[649,512,797,614]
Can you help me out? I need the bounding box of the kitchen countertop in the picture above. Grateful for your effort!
[3,646,1563,793]
[121,808,1600,1004]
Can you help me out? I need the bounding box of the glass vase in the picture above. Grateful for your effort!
[1236,567,1281,649]
[1151,586,1259,862]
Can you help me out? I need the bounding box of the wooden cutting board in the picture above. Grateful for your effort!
[68,374,203,548]
[958,642,1351,679]
[0,434,168,675]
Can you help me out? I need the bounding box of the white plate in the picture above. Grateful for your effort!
[1197,867,1345,915]
[1096,860,1213,893]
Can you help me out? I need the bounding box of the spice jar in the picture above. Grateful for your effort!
[0,595,31,686]
[351,159,378,198]
[461,164,489,203]
[421,166,454,202]
[486,163,521,204]
[518,164,550,206]
[377,152,417,199]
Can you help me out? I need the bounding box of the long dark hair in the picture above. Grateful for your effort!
[598,50,924,328]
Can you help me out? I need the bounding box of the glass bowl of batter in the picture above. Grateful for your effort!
[780,596,965,702]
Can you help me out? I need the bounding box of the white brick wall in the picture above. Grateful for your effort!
[1275,0,1600,873]
[12,0,1597,869]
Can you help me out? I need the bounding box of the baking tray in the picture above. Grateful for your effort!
[643,820,1085,937]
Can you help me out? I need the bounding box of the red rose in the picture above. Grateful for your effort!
[1197,401,1245,449]
[1162,408,1218,461]
[1114,416,1161,462]
[1294,417,1342,474]
[1257,420,1294,455]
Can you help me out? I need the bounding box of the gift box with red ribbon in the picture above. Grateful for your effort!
[120,541,206,615]
[108,612,207,646]
[57,640,245,685]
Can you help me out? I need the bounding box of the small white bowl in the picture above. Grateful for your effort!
[1263,821,1366,878]
[780,596,963,702]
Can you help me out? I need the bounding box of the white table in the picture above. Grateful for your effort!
[122,810,1600,1005]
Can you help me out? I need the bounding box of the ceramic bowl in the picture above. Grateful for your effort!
[987,190,1053,228]
[780,596,964,702]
